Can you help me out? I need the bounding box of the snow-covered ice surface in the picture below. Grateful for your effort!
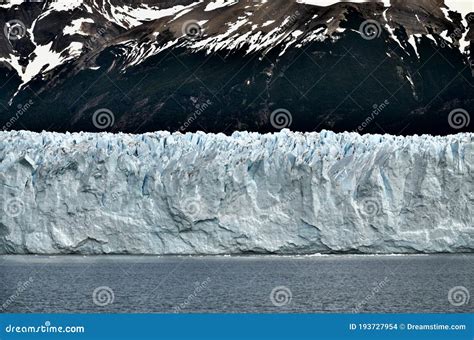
[0,130,472,255]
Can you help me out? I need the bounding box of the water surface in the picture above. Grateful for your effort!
[0,255,472,313]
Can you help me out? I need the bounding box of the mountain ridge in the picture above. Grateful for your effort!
[0,0,473,134]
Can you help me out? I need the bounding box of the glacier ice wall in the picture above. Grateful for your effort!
[0,130,473,254]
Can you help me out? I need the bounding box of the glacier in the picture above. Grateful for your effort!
[0,129,472,254]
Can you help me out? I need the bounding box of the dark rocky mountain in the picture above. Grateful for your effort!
[0,0,472,134]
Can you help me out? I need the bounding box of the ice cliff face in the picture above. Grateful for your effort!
[0,130,472,254]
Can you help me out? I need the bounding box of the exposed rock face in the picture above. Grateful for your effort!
[0,130,472,254]
[0,0,473,134]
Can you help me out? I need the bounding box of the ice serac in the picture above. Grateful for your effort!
[0,130,472,254]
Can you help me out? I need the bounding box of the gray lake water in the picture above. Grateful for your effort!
[0,255,472,313]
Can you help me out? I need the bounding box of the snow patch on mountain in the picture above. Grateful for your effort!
[3,41,82,92]
[297,0,392,7]
[0,0,472,96]
[48,0,82,12]
[444,0,473,20]
[63,18,95,36]
[205,0,238,12]
[102,2,200,29]
[0,130,472,255]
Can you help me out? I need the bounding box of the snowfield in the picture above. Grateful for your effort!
[0,130,472,254]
